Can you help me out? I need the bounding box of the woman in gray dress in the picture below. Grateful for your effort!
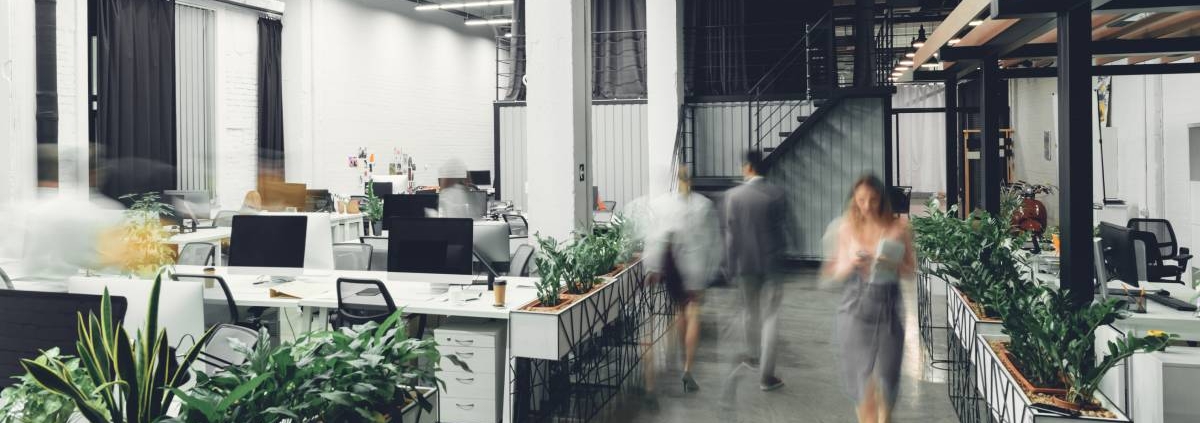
[823,174,915,423]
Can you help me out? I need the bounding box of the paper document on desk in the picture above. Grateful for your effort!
[268,282,329,299]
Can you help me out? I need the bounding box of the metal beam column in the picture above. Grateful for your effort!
[945,75,959,210]
[1058,4,1095,305]
[980,54,1002,215]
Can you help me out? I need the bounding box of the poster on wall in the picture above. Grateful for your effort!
[1095,76,1113,127]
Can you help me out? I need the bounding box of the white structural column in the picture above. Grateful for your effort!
[0,0,37,203]
[524,0,592,240]
[646,0,683,194]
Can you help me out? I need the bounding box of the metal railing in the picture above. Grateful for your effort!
[496,30,647,102]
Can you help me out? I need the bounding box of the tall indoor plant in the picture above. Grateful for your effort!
[364,183,385,236]
[116,193,178,277]
[0,348,96,423]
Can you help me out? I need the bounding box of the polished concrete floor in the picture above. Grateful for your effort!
[608,268,958,423]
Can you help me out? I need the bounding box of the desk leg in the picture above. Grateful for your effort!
[503,330,512,423]
[315,307,329,332]
[212,241,223,266]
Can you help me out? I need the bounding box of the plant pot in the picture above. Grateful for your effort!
[948,285,1003,350]
[372,220,382,236]
[521,294,578,312]
[974,334,1129,423]
[510,260,645,360]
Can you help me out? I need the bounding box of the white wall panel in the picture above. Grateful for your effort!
[690,100,812,178]
[498,102,649,214]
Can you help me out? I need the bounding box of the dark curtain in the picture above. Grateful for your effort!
[257,18,285,180]
[593,0,646,100]
[685,0,746,97]
[503,0,526,101]
[94,0,177,200]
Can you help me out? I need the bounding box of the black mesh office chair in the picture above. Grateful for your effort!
[332,278,397,329]
[1128,218,1192,283]
[197,324,259,376]
[503,214,529,237]
[360,236,389,271]
[333,243,373,271]
[172,273,261,329]
[177,243,216,266]
[509,244,535,277]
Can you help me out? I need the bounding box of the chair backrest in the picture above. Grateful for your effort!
[503,214,528,237]
[509,244,535,277]
[214,210,239,228]
[198,324,259,375]
[0,266,12,290]
[1127,218,1177,258]
[602,201,617,213]
[336,278,397,329]
[333,243,373,271]
[173,273,238,324]
[177,242,216,266]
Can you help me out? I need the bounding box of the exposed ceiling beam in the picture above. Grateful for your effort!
[989,0,1113,19]
[903,0,991,80]
[942,36,1200,59]
[998,61,1200,77]
[1095,18,1200,64]
[999,13,1123,66]
[1095,0,1200,14]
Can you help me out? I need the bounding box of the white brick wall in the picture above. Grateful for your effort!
[212,4,260,211]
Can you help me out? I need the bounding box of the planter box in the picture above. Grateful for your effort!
[399,386,439,423]
[948,284,1003,351]
[509,260,644,360]
[973,334,1130,423]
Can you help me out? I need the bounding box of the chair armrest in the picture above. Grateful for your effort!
[1180,247,1190,256]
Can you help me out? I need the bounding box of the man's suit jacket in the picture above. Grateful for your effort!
[723,177,787,276]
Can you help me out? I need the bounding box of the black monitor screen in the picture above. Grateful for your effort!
[0,291,127,389]
[372,182,393,196]
[468,170,491,186]
[1098,222,1137,286]
[383,194,439,230]
[387,217,473,274]
[228,215,308,268]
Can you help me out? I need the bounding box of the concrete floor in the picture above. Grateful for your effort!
[606,268,958,423]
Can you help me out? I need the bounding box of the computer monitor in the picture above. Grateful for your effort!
[383,194,439,230]
[305,189,334,212]
[163,190,212,221]
[69,276,205,353]
[473,221,510,272]
[468,170,492,186]
[372,181,394,196]
[228,215,308,268]
[1098,222,1138,286]
[388,217,474,274]
[0,290,128,389]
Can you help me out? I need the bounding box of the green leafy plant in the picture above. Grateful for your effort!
[363,182,384,222]
[175,311,465,423]
[118,193,178,277]
[1002,285,1173,405]
[0,348,98,423]
[21,271,216,423]
[533,235,567,306]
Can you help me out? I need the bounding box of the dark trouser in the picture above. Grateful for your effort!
[737,273,783,382]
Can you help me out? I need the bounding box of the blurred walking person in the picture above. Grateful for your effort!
[722,151,787,392]
[643,167,722,394]
[823,174,915,423]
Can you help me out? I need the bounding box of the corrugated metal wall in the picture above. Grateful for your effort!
[497,102,649,212]
[691,100,812,177]
[175,4,215,191]
[768,96,886,260]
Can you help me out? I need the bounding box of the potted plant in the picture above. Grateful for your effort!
[20,271,217,423]
[364,183,385,236]
[174,311,462,423]
[0,348,95,423]
[114,193,178,277]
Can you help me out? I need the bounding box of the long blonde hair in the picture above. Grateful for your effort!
[243,190,263,210]
[842,174,894,230]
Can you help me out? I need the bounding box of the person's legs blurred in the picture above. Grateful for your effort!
[759,275,784,387]
[681,294,702,392]
[857,377,879,423]
[738,274,763,365]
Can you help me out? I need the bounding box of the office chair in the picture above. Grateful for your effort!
[177,243,216,266]
[601,200,617,212]
[503,214,529,237]
[197,324,259,376]
[172,273,261,329]
[361,236,389,271]
[333,243,373,271]
[0,266,12,290]
[509,244,535,277]
[214,210,239,228]
[332,278,397,329]
[1128,218,1192,283]
[889,186,913,215]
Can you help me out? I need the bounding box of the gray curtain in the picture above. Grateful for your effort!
[684,0,747,97]
[593,0,646,100]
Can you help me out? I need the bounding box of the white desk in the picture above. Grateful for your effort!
[166,227,232,265]
[259,212,364,243]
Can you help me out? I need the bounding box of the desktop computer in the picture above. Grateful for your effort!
[382,194,439,230]
[228,215,308,268]
[387,217,474,275]
[468,170,491,187]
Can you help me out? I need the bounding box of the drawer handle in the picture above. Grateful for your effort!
[455,403,476,410]
[455,377,475,384]
[452,339,475,346]
[456,352,475,359]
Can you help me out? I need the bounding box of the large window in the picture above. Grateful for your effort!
[174,4,216,191]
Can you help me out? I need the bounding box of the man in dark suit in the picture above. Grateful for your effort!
[722,151,787,392]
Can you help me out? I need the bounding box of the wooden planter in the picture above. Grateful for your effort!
[509,260,643,360]
[974,334,1130,423]
[948,283,1003,350]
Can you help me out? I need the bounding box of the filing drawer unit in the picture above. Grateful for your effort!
[435,320,506,423]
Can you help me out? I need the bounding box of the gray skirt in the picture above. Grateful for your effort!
[835,274,904,404]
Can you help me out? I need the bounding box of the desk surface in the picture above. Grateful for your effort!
[173,265,539,319]
[1032,269,1200,338]
[166,227,232,245]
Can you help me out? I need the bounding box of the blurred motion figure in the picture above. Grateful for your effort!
[823,174,915,423]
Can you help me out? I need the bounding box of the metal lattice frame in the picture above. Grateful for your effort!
[917,261,952,368]
[510,263,676,423]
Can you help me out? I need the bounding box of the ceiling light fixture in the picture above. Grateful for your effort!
[895,66,910,72]
[969,19,983,27]
[504,32,513,38]
[948,38,962,46]
[911,25,927,49]
[899,59,914,66]
[905,52,915,58]
[465,18,513,26]
[921,62,941,69]
[417,0,514,11]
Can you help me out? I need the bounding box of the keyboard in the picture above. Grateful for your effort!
[1146,293,1198,311]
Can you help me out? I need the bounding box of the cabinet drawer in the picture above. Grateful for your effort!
[440,398,498,423]
[439,346,496,374]
[439,371,496,399]
[436,331,497,348]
